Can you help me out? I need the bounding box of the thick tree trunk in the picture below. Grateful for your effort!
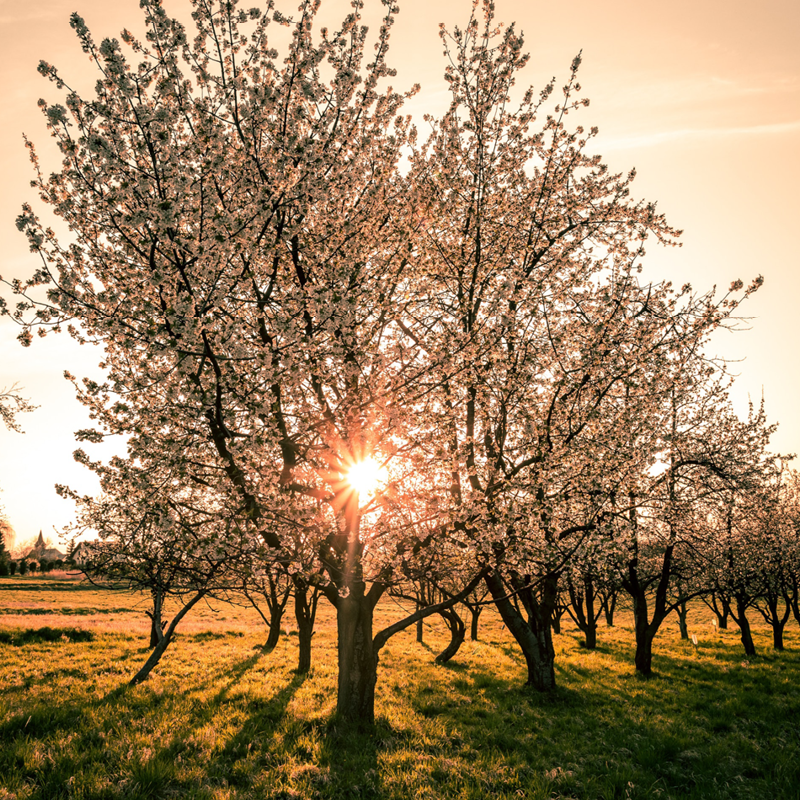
[296,617,313,673]
[585,619,597,649]
[264,604,284,652]
[434,606,466,664]
[485,571,556,691]
[634,626,655,675]
[336,587,378,722]
[630,588,661,677]
[704,590,732,630]
[130,591,205,686]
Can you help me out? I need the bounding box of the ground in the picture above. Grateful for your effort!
[1,574,799,799]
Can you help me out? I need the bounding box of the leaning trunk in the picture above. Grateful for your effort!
[264,604,284,652]
[434,606,465,664]
[485,571,556,691]
[336,587,378,722]
[130,591,205,686]
[734,594,757,657]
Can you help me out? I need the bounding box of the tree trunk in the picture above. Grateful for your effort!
[757,594,790,652]
[601,588,617,627]
[787,577,800,627]
[629,587,661,677]
[146,589,166,649]
[293,578,319,674]
[434,606,465,664]
[469,604,482,641]
[336,586,378,722]
[733,594,757,657]
[264,604,284,652]
[584,618,597,649]
[634,625,655,675]
[567,575,598,650]
[130,591,205,685]
[485,571,556,691]
[550,597,566,635]
[717,593,732,629]
[676,600,689,640]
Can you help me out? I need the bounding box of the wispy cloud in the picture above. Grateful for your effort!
[598,120,800,151]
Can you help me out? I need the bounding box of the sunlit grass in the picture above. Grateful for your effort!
[1,575,798,799]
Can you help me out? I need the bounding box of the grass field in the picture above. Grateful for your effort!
[1,574,799,800]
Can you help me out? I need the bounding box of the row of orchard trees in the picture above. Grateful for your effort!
[1,0,782,722]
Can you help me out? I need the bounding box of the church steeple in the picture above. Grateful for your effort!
[36,530,45,548]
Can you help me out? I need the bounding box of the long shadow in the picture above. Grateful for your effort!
[316,715,382,799]
[195,672,308,791]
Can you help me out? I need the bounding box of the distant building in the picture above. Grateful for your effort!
[69,540,93,565]
[23,531,67,563]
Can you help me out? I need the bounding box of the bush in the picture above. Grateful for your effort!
[0,560,8,577]
[9,560,17,575]
[19,560,28,575]
[28,560,39,573]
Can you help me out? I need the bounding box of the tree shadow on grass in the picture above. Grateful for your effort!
[315,715,381,799]
[194,672,309,793]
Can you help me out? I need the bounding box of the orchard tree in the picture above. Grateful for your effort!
[5,0,485,722]
[616,381,776,674]
[405,5,762,690]
[63,451,248,684]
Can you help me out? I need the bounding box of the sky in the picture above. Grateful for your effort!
[1,0,798,551]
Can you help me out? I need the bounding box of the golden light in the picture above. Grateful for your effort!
[347,456,388,499]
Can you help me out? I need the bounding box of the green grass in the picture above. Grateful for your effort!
[1,576,799,799]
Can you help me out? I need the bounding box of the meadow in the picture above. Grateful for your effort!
[1,574,798,800]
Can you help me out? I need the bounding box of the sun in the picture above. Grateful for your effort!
[347,456,387,498]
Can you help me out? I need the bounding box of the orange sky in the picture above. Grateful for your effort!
[1,0,798,548]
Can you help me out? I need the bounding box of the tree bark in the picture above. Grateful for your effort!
[130,591,206,685]
[756,593,790,652]
[485,571,556,691]
[676,600,689,640]
[732,594,757,656]
[567,574,598,650]
[434,605,465,664]
[468,604,482,641]
[336,585,378,722]
[293,578,319,674]
[265,604,285,652]
[146,589,166,649]
[600,588,617,627]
